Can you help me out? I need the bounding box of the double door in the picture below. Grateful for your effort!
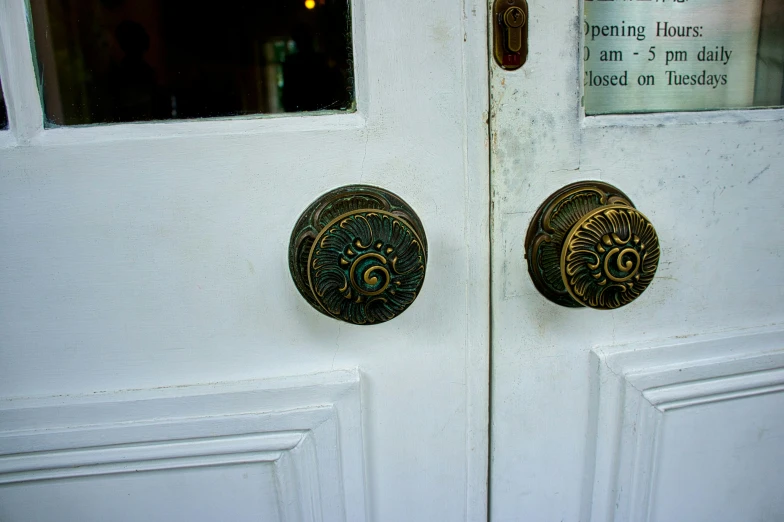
[1,0,782,520]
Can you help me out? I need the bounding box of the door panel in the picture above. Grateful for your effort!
[490,0,784,520]
[2,465,282,522]
[650,394,784,522]
[0,371,364,522]
[0,0,490,520]
[590,330,784,522]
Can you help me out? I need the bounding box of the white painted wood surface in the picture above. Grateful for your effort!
[0,370,365,522]
[589,328,784,522]
[0,0,490,519]
[489,0,784,520]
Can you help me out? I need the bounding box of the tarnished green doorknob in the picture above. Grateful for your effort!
[289,185,427,325]
[525,181,660,310]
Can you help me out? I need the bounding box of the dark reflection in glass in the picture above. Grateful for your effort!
[753,0,784,106]
[0,74,7,129]
[30,0,353,126]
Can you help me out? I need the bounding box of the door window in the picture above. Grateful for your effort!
[584,0,784,114]
[29,0,354,126]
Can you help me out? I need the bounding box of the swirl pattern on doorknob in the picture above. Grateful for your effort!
[290,185,427,325]
[562,206,659,309]
[525,181,660,310]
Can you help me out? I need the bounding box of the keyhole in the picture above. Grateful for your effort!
[504,7,525,29]
[495,1,527,69]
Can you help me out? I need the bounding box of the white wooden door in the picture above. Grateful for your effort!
[490,1,784,521]
[0,0,490,520]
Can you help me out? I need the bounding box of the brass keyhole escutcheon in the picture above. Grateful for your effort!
[524,181,660,310]
[289,185,428,325]
[493,0,529,70]
[503,7,525,53]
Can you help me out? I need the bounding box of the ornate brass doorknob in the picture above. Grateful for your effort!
[289,185,427,325]
[525,181,660,310]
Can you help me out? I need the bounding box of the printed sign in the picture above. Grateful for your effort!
[584,0,763,114]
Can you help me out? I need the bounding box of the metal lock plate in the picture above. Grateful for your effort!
[493,0,529,70]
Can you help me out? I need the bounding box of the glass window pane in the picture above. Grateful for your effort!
[584,0,784,115]
[0,73,7,130]
[30,0,354,126]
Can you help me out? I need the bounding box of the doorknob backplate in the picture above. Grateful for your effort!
[525,181,660,310]
[289,185,428,325]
